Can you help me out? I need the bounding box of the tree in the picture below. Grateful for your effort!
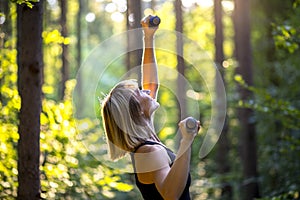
[126,0,142,85]
[75,0,83,114]
[151,0,156,10]
[17,1,43,199]
[174,0,188,150]
[251,0,300,198]
[175,0,187,119]
[76,0,83,73]
[59,0,69,100]
[214,0,232,199]
[233,0,259,199]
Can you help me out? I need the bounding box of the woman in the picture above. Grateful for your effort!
[101,16,200,200]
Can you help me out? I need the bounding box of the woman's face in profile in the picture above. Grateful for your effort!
[135,89,160,117]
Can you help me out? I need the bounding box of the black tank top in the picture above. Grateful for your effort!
[131,141,191,200]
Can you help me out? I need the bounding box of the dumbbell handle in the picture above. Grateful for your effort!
[149,16,161,27]
[185,117,198,133]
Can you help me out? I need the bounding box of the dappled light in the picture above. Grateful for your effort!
[1,0,300,199]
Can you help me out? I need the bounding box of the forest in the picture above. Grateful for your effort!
[0,0,299,199]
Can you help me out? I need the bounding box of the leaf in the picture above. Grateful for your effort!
[114,182,134,192]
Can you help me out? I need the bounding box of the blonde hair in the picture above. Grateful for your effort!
[101,80,156,160]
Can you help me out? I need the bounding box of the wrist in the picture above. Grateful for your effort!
[143,34,155,40]
[175,139,192,160]
[180,138,193,147]
[143,37,155,48]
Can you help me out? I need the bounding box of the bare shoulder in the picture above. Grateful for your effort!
[134,143,170,184]
[135,143,165,154]
[134,144,170,174]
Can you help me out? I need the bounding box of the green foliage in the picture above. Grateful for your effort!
[0,43,136,199]
[0,44,19,200]
[43,30,71,45]
[234,72,300,199]
[272,24,299,54]
[42,29,71,99]
[234,74,300,129]
[2,0,300,199]
[293,0,300,8]
[271,1,300,56]
[229,0,300,199]
[257,190,299,200]
[10,0,39,8]
[39,80,135,199]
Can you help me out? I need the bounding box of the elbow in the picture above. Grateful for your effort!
[166,195,179,200]
[163,194,179,200]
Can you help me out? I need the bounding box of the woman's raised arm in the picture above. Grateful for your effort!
[141,16,159,100]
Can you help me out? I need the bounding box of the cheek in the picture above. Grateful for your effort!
[139,99,149,112]
[143,100,151,111]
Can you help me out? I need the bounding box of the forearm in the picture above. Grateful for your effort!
[158,118,199,199]
[141,36,159,99]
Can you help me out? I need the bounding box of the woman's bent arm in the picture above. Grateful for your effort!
[156,140,192,199]
[136,140,192,199]
[136,119,198,199]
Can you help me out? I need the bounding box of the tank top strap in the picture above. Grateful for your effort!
[134,140,160,152]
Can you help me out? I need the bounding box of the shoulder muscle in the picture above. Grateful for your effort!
[134,144,171,174]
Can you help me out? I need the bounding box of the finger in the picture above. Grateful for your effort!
[178,120,185,128]
[141,15,150,24]
[140,19,147,26]
[141,15,155,26]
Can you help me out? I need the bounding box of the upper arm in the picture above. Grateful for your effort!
[134,144,170,186]
[135,145,181,199]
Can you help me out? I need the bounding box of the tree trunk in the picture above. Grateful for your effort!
[59,0,69,100]
[174,0,187,150]
[214,0,232,199]
[76,0,82,73]
[233,0,260,199]
[126,0,142,87]
[17,2,43,199]
[75,0,83,115]
[175,0,187,119]
[151,0,156,10]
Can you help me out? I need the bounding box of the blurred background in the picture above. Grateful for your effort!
[0,0,299,199]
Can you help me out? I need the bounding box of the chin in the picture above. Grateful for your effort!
[154,101,160,110]
[150,102,160,115]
